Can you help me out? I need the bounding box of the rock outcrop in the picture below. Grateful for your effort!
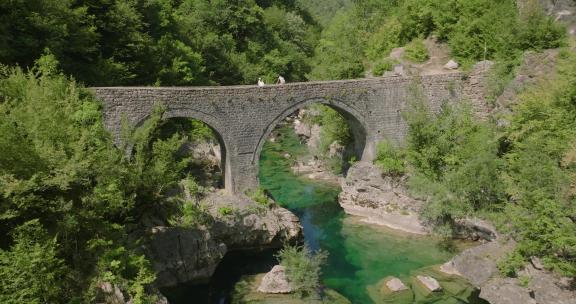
[145,192,302,288]
[338,162,427,234]
[480,278,537,304]
[95,282,169,304]
[257,265,293,294]
[449,239,576,304]
[453,218,499,241]
[416,275,442,292]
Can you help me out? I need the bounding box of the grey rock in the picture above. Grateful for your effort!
[146,192,302,288]
[338,162,427,234]
[480,278,537,304]
[439,260,461,276]
[454,218,499,241]
[394,64,405,76]
[451,240,516,287]
[258,265,293,294]
[530,256,545,270]
[451,238,576,304]
[521,265,576,304]
[147,227,227,287]
[385,277,409,292]
[444,60,459,70]
[416,275,442,292]
[96,282,125,304]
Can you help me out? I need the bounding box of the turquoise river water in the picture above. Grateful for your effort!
[257,125,487,304]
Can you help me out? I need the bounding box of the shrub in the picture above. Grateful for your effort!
[403,37,429,63]
[372,58,398,76]
[247,188,273,207]
[374,140,406,176]
[276,245,328,298]
[217,206,234,217]
[169,200,213,228]
[498,251,526,277]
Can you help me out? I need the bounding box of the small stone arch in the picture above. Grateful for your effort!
[132,109,234,193]
[252,97,370,176]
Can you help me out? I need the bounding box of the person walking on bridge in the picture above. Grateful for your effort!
[275,75,286,85]
[257,77,265,87]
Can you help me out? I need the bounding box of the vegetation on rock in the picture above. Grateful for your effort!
[276,245,328,298]
[374,49,576,277]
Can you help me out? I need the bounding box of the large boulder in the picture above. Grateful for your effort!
[258,265,293,294]
[453,218,499,241]
[520,264,576,304]
[451,239,516,287]
[415,275,442,292]
[480,278,536,304]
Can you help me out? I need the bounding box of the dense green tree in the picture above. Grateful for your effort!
[0,55,192,301]
[0,0,320,86]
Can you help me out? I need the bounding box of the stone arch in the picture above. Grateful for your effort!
[253,97,370,174]
[134,109,234,193]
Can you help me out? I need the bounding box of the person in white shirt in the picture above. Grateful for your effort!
[257,77,265,87]
[276,75,286,85]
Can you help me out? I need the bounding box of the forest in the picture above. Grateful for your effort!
[0,0,574,302]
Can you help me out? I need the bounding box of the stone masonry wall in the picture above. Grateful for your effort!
[92,73,471,194]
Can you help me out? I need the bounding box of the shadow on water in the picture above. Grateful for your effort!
[161,249,278,304]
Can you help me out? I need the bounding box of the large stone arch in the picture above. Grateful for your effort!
[252,97,372,178]
[134,109,234,193]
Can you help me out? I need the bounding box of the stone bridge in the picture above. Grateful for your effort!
[92,70,488,194]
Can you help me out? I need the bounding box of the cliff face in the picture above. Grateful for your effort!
[144,192,302,288]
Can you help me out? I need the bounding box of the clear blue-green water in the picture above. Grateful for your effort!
[258,125,486,304]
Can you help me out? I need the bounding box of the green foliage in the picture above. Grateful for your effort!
[276,245,328,298]
[0,57,193,301]
[0,0,320,86]
[401,88,504,231]
[364,17,402,61]
[497,251,526,277]
[304,104,353,174]
[311,0,566,79]
[218,206,234,217]
[375,140,406,176]
[247,188,273,207]
[169,200,213,228]
[372,58,398,76]
[518,275,531,288]
[399,49,576,277]
[296,0,351,26]
[0,220,67,304]
[403,37,429,63]
[307,11,364,80]
[499,50,576,277]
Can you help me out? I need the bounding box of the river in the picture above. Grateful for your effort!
[165,124,486,303]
